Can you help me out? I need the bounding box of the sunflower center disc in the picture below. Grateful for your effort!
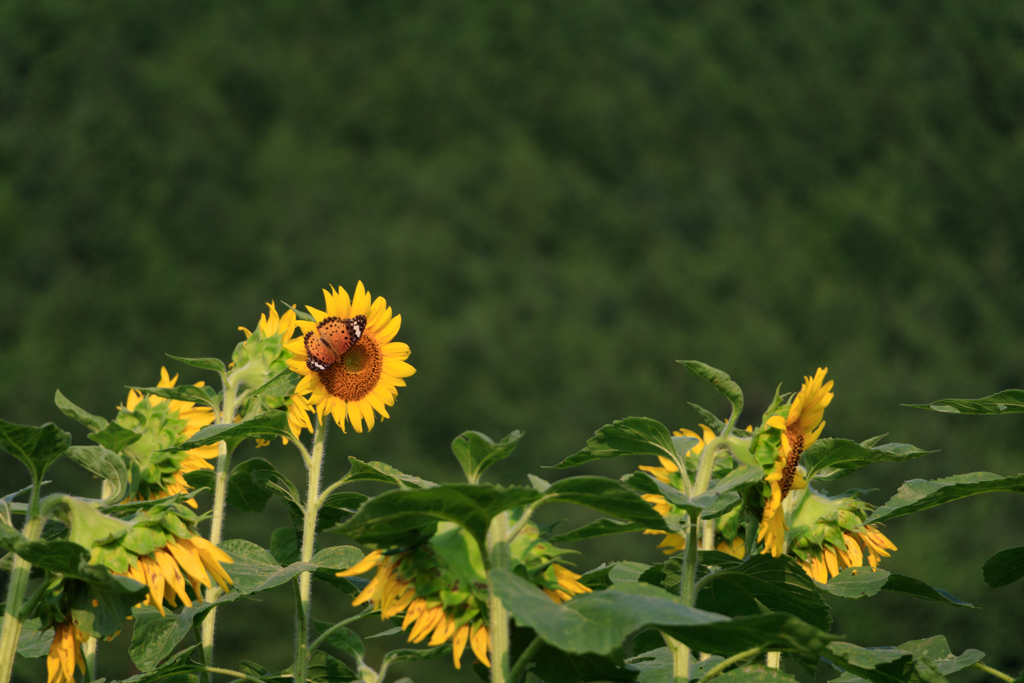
[320,336,383,402]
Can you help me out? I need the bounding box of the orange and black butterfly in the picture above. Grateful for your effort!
[303,315,366,372]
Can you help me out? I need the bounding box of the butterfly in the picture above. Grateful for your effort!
[303,315,367,372]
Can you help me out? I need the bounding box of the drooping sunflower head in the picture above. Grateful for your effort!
[337,522,589,670]
[285,282,415,433]
[789,489,897,583]
[115,368,218,508]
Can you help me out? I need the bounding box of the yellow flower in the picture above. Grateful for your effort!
[122,368,218,509]
[716,536,745,559]
[797,525,897,583]
[285,282,414,433]
[337,549,589,670]
[46,621,87,683]
[120,535,234,616]
[238,301,298,341]
[757,368,833,557]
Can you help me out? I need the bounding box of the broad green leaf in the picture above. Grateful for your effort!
[982,546,1024,588]
[493,568,832,658]
[341,456,435,488]
[653,465,763,518]
[131,605,229,672]
[0,419,72,485]
[221,539,363,595]
[550,417,676,469]
[172,409,291,449]
[120,643,203,682]
[314,619,365,659]
[318,492,368,531]
[526,634,640,683]
[270,527,301,565]
[803,439,934,482]
[66,446,130,503]
[54,390,108,432]
[129,384,219,411]
[165,354,227,376]
[695,555,831,631]
[881,574,975,608]
[450,429,523,484]
[328,484,538,546]
[16,617,53,658]
[545,476,669,531]
[88,422,142,454]
[826,641,948,683]
[864,473,1024,525]
[688,402,727,433]
[250,468,304,511]
[246,369,301,399]
[817,568,890,599]
[548,518,648,544]
[716,666,800,683]
[895,636,984,677]
[226,457,278,513]
[381,644,452,666]
[298,650,358,682]
[679,361,744,415]
[905,390,1024,415]
[311,546,365,590]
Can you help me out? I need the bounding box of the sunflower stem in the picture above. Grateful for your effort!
[509,635,545,683]
[696,646,762,683]
[487,511,512,683]
[200,375,240,680]
[971,662,1016,683]
[295,420,328,683]
[81,476,117,682]
[0,514,46,683]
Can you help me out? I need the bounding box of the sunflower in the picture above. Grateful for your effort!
[121,535,234,616]
[46,620,87,683]
[285,282,414,433]
[639,425,715,555]
[236,301,310,443]
[119,368,218,508]
[757,368,833,557]
[337,524,590,670]
[796,524,897,583]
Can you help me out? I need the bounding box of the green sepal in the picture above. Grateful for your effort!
[54,390,108,433]
[451,429,523,484]
[688,402,727,433]
[679,360,744,417]
[0,419,72,492]
[66,446,131,504]
[88,422,143,454]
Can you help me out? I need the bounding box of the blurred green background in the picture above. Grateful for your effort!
[2,1,1024,681]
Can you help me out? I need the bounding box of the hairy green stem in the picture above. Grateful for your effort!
[198,665,268,683]
[307,607,373,654]
[201,377,240,679]
[487,511,512,683]
[971,662,1015,683]
[295,421,327,683]
[696,646,761,683]
[82,477,116,682]
[509,635,545,683]
[0,514,45,683]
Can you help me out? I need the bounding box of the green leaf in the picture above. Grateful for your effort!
[653,465,763,518]
[246,369,301,399]
[715,666,800,683]
[864,472,1024,525]
[165,354,227,376]
[451,429,523,483]
[381,644,453,667]
[895,636,984,677]
[803,439,935,482]
[226,457,278,513]
[328,484,539,546]
[129,384,219,411]
[318,492,368,531]
[341,456,435,488]
[826,641,948,683]
[688,402,727,434]
[982,546,1024,588]
[695,555,832,631]
[270,527,301,565]
[250,468,304,511]
[881,574,975,609]
[0,419,72,485]
[548,518,648,544]
[314,619,365,659]
[120,644,203,682]
[172,409,292,449]
[130,595,240,671]
[493,567,829,658]
[545,476,669,531]
[679,361,744,415]
[66,446,130,503]
[16,617,53,658]
[88,422,143,454]
[54,390,109,432]
[817,568,890,599]
[905,390,1024,415]
[220,539,363,596]
[550,417,677,469]
[302,650,358,682]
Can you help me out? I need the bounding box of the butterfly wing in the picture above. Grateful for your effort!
[305,315,367,372]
